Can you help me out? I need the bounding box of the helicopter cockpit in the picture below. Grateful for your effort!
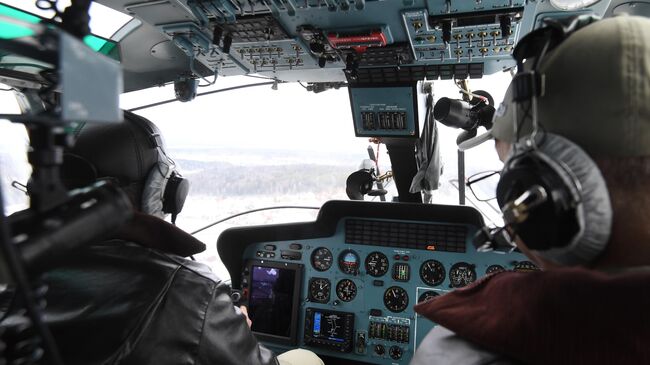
[0,0,647,364]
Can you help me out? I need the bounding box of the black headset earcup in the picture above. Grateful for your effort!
[497,134,612,265]
[496,152,580,251]
[163,172,189,215]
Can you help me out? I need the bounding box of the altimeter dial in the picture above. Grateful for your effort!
[336,279,357,302]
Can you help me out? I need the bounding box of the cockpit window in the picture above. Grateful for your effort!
[0,0,133,39]
[0,3,123,63]
[120,73,510,278]
[0,86,30,215]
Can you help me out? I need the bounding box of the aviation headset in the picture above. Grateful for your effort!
[495,15,612,265]
[127,112,189,222]
[64,112,189,222]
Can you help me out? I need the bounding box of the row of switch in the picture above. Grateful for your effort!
[368,322,410,343]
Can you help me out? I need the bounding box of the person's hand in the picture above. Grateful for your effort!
[239,305,252,328]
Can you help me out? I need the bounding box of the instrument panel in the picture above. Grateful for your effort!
[218,201,532,364]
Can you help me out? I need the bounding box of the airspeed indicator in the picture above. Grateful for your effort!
[365,251,389,277]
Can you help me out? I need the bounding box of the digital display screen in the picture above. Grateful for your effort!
[249,265,296,339]
[304,308,354,352]
[309,310,346,342]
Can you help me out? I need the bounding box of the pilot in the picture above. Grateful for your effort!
[43,111,323,365]
[410,16,650,364]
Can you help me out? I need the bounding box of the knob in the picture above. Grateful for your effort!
[374,344,385,356]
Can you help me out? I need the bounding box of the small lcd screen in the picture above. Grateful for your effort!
[249,265,296,338]
[309,310,347,342]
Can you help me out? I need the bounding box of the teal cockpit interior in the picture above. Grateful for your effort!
[0,0,647,364]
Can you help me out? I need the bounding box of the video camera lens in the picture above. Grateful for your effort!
[433,97,476,130]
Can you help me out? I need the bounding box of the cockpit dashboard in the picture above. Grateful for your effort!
[218,201,532,364]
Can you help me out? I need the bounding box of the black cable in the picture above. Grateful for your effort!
[35,0,63,20]
[0,63,50,70]
[0,172,63,365]
[244,74,276,81]
[128,81,277,112]
[190,206,320,236]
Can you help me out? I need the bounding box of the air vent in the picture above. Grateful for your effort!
[345,219,467,253]
[350,64,484,85]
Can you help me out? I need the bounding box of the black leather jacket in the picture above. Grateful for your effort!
[42,240,278,365]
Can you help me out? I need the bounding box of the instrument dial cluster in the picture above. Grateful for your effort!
[306,247,531,303]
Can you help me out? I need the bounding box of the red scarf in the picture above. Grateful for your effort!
[414,268,650,364]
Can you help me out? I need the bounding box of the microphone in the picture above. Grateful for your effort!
[13,182,133,274]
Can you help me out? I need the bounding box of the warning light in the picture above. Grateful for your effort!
[426,245,437,251]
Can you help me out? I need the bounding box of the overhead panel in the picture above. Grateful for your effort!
[403,7,522,69]
[107,0,614,91]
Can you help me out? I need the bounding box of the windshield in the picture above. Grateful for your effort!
[120,73,511,280]
[0,2,511,280]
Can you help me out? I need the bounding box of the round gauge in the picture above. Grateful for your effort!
[308,278,331,303]
[338,249,360,275]
[417,290,440,303]
[449,262,477,288]
[514,261,539,272]
[389,346,403,360]
[383,286,409,313]
[311,247,333,271]
[419,260,446,286]
[485,264,506,275]
[365,251,389,277]
[336,279,357,302]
